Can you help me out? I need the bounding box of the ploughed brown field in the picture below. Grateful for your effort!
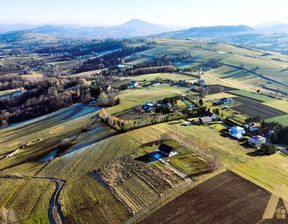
[139,171,287,224]
[231,97,286,119]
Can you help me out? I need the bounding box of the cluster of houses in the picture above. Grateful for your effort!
[142,101,172,113]
[183,111,217,126]
[229,122,267,148]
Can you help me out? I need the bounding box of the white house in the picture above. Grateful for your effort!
[183,121,192,126]
[248,135,266,148]
[128,81,139,89]
[229,126,245,139]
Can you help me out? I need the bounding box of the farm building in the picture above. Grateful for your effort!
[192,116,212,125]
[200,116,212,124]
[204,111,217,120]
[220,98,234,105]
[117,64,126,69]
[229,126,245,139]
[128,81,139,89]
[158,144,177,157]
[244,122,259,132]
[248,135,266,148]
[143,101,157,112]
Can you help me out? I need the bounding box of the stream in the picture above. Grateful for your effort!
[0,176,66,224]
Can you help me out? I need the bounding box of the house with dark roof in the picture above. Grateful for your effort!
[158,143,177,157]
[204,111,217,120]
[192,116,212,125]
[220,98,234,105]
[200,116,212,124]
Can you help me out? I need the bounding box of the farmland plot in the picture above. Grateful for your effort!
[139,171,285,224]
[231,97,286,119]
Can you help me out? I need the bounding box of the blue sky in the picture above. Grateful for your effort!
[1,0,288,27]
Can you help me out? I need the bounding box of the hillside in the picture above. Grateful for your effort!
[0,19,173,40]
[155,25,288,53]
[156,25,253,39]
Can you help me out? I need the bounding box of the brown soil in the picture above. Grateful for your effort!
[139,171,287,224]
[97,155,183,193]
[231,97,286,119]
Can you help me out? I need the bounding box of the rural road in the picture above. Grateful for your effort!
[124,159,192,224]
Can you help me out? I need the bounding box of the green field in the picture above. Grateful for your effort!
[266,114,288,126]
[228,90,275,102]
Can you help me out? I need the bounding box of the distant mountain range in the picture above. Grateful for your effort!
[0,19,174,39]
[154,25,254,39]
[1,19,288,53]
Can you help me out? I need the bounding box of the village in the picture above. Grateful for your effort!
[117,68,280,160]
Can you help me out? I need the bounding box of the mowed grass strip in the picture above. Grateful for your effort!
[228,90,275,102]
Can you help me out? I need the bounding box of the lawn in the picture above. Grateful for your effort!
[106,87,182,115]
[266,114,288,126]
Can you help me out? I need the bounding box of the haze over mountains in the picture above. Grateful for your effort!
[0,19,174,39]
[1,19,288,53]
[1,19,288,39]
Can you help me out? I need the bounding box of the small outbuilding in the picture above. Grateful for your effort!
[200,116,212,124]
[158,144,177,157]
[244,122,259,132]
[183,121,192,126]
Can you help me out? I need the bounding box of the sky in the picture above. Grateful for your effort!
[1,0,288,27]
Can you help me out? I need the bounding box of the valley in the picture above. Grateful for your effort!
[0,35,288,224]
